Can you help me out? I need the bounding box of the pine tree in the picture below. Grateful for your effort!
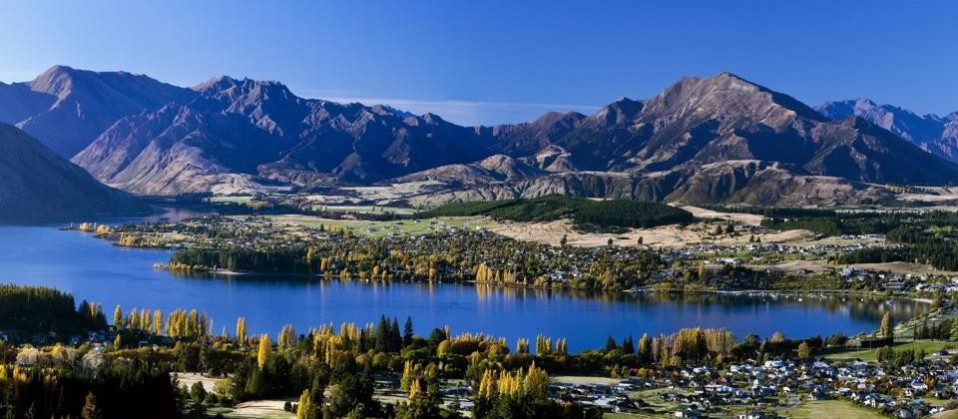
[621,336,635,355]
[375,316,390,352]
[389,318,403,352]
[638,333,653,364]
[403,316,414,347]
[605,335,618,352]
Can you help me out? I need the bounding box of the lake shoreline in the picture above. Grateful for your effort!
[153,262,931,305]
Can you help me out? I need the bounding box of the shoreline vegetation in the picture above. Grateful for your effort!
[68,209,954,298]
[1,283,954,419]
[146,261,937,305]
[29,203,958,417]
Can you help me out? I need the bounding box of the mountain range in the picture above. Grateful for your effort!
[816,98,958,163]
[1,65,957,207]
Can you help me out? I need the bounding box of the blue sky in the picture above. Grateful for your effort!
[0,1,955,126]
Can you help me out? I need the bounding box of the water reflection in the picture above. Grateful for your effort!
[0,222,928,352]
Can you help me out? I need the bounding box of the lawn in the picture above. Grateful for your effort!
[782,400,883,419]
[824,340,951,361]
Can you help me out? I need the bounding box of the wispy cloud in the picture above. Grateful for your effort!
[300,91,600,126]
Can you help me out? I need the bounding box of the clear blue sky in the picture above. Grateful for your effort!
[1,1,956,125]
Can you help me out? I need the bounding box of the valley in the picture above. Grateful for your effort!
[4,3,958,418]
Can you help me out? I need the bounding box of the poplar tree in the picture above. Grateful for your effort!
[880,311,893,338]
[82,392,103,419]
[153,309,164,335]
[258,334,272,369]
[797,342,812,359]
[113,305,123,328]
[296,389,317,419]
[279,324,297,351]
[236,317,247,345]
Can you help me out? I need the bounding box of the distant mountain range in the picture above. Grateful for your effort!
[0,123,144,219]
[816,98,958,163]
[1,65,957,207]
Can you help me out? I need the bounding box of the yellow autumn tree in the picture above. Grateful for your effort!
[278,324,297,351]
[296,389,316,419]
[113,305,123,329]
[257,334,272,369]
[236,317,247,345]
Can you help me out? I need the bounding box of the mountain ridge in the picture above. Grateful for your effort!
[816,98,958,163]
[3,66,958,206]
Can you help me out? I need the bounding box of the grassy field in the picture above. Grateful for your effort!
[266,214,498,238]
[207,195,256,204]
[931,409,958,419]
[824,340,951,361]
[782,400,883,418]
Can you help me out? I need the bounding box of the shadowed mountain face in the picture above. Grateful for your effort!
[2,66,957,204]
[817,98,958,163]
[73,75,501,195]
[0,123,144,219]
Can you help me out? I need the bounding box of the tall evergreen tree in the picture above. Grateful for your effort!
[403,316,415,347]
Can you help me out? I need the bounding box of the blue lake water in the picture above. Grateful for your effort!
[0,221,925,352]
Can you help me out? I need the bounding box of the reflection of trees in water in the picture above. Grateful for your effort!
[472,284,925,322]
[177,272,925,323]
[620,292,924,322]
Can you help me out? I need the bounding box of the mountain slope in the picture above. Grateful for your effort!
[405,161,890,208]
[75,76,498,195]
[5,66,958,205]
[817,98,958,163]
[409,72,958,199]
[0,123,144,219]
[543,72,958,185]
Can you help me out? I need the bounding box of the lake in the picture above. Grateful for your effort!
[0,221,926,352]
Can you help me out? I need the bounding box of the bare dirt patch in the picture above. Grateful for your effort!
[175,372,223,393]
[680,205,764,226]
[491,218,815,249]
[223,400,294,418]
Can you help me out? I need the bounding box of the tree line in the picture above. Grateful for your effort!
[418,195,694,230]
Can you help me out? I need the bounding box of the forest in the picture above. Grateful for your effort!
[417,195,694,230]
[1,283,871,419]
[166,228,671,292]
[0,284,106,337]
